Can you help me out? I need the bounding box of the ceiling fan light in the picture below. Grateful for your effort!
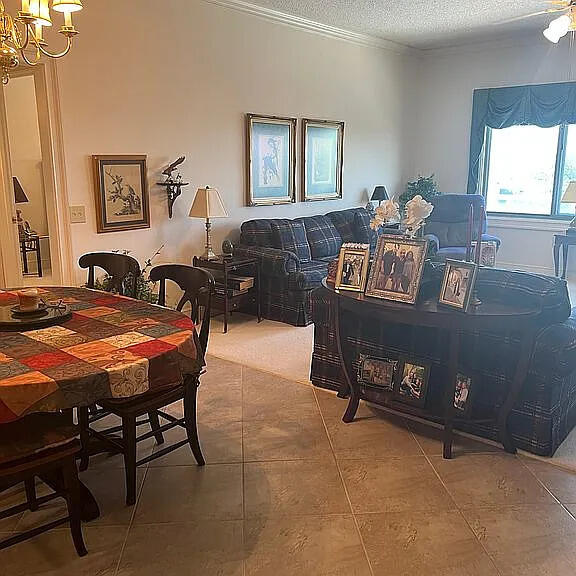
[543,26,561,43]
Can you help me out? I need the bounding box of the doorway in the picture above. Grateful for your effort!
[0,64,72,288]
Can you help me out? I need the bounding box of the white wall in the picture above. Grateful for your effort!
[408,34,576,275]
[52,0,414,283]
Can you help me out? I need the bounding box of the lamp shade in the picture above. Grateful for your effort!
[52,0,83,12]
[13,177,29,204]
[189,186,228,219]
[562,181,576,203]
[371,186,389,202]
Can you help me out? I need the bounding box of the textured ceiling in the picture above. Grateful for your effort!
[245,0,554,48]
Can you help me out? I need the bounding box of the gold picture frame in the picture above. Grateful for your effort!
[245,114,297,206]
[302,118,344,202]
[335,244,370,292]
[365,235,428,304]
[93,155,150,234]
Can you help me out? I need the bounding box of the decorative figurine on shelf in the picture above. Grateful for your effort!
[222,239,234,258]
[157,156,190,218]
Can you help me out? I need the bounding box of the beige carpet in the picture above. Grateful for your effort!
[208,311,576,471]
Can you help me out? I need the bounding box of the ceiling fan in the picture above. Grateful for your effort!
[500,0,576,43]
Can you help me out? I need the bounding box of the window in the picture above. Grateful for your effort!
[482,124,576,218]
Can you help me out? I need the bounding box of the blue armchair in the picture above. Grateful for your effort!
[424,194,500,260]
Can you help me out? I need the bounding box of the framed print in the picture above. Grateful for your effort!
[365,235,428,304]
[335,243,370,292]
[302,119,344,201]
[454,373,473,416]
[471,241,497,267]
[92,155,150,234]
[246,114,297,206]
[357,354,398,392]
[439,259,478,312]
[395,359,429,407]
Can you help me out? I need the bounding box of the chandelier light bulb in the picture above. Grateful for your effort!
[543,26,562,43]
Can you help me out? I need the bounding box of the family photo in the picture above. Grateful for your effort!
[358,356,397,391]
[396,361,429,406]
[439,259,477,311]
[335,245,370,292]
[454,374,472,413]
[365,236,427,304]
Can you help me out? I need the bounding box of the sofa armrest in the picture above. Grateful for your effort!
[235,245,300,277]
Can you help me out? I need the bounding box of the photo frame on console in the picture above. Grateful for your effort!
[335,244,370,292]
[394,358,430,408]
[454,373,473,416]
[357,354,398,392]
[439,259,478,312]
[365,235,428,304]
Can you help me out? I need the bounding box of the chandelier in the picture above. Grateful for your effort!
[0,0,83,85]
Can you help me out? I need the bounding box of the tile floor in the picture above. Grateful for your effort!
[2,356,576,575]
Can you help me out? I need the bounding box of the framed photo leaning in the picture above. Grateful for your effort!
[395,358,430,407]
[335,243,370,292]
[92,155,150,234]
[365,235,428,304]
[246,114,297,206]
[439,259,478,312]
[454,373,473,416]
[302,119,344,201]
[357,355,398,392]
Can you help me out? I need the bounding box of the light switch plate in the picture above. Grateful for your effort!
[70,205,86,224]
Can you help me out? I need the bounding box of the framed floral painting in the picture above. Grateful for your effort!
[302,119,344,201]
[92,155,150,233]
[246,114,297,206]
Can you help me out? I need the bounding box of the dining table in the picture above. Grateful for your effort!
[0,286,204,520]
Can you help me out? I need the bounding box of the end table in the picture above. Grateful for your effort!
[193,255,261,333]
[553,233,576,280]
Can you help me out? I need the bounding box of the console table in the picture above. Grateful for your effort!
[553,233,576,280]
[323,280,541,458]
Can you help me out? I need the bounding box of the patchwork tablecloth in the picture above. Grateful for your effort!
[0,287,202,424]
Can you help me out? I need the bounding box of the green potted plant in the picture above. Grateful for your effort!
[398,175,440,211]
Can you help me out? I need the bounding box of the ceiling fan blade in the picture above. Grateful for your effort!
[494,7,569,25]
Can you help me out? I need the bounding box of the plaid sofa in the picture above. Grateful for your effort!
[236,208,384,326]
[311,266,576,456]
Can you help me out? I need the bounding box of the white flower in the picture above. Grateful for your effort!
[404,195,434,238]
[369,200,400,230]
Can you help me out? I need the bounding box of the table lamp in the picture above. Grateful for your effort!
[561,181,576,233]
[189,186,229,260]
[371,186,389,206]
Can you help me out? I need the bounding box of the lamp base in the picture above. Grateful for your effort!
[202,218,218,260]
[202,247,219,260]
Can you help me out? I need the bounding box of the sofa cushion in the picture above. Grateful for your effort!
[270,219,312,263]
[240,219,274,247]
[302,215,342,259]
[288,260,328,291]
[327,208,361,244]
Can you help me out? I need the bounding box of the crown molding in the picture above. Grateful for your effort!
[202,0,415,55]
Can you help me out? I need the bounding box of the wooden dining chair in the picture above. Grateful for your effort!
[79,264,214,505]
[79,252,141,298]
[0,413,87,556]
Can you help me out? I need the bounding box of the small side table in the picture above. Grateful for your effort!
[553,233,576,279]
[193,255,261,333]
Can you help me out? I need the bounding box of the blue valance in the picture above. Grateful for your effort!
[467,82,576,195]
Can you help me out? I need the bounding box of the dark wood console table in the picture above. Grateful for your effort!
[322,280,540,459]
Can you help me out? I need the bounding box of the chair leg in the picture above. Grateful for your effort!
[77,407,90,472]
[122,415,138,506]
[61,459,88,557]
[24,478,38,512]
[184,378,205,466]
[148,411,165,445]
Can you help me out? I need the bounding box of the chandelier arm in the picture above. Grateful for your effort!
[35,36,72,59]
[9,19,30,52]
[19,47,41,66]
